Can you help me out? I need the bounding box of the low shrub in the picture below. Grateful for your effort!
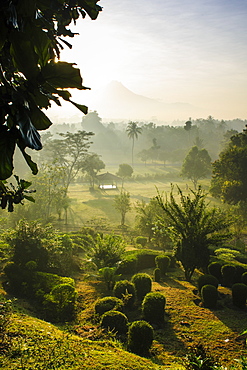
[113,280,136,308]
[198,274,218,293]
[233,265,246,284]
[154,268,161,282]
[131,273,152,301]
[201,285,218,308]
[142,292,166,324]
[232,283,247,308]
[242,272,247,285]
[116,250,159,275]
[207,262,222,282]
[95,297,124,316]
[135,236,148,247]
[100,310,128,334]
[128,320,153,356]
[221,265,236,287]
[3,261,24,294]
[155,255,170,275]
[43,283,77,322]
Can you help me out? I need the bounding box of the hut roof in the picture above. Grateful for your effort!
[96,172,121,182]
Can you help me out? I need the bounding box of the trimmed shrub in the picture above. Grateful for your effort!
[100,310,128,334]
[135,236,148,247]
[116,255,138,275]
[233,265,246,284]
[116,249,159,275]
[164,252,176,268]
[221,265,236,287]
[142,292,166,324]
[131,273,152,301]
[95,296,124,316]
[136,250,158,271]
[154,268,161,282]
[113,280,136,308]
[42,283,77,322]
[207,262,222,282]
[201,285,218,308]
[155,255,170,275]
[198,274,218,293]
[232,283,247,308]
[242,272,247,285]
[128,320,153,356]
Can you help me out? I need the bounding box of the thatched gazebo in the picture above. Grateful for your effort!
[96,172,121,190]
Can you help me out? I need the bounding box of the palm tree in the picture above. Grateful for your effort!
[126,121,142,165]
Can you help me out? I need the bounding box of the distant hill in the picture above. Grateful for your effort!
[87,80,203,122]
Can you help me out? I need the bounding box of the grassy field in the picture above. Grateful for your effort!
[63,168,222,232]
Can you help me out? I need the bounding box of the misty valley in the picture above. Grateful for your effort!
[1,114,247,369]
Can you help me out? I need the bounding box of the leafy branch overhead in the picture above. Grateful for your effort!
[0,0,102,209]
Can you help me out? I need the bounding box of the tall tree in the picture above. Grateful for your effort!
[181,146,211,189]
[114,191,131,226]
[156,186,230,281]
[46,131,94,194]
[83,153,105,189]
[116,163,133,188]
[0,0,102,210]
[210,132,247,205]
[126,122,142,165]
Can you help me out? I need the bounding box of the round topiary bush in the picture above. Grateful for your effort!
[142,292,166,324]
[95,296,124,316]
[154,268,161,282]
[241,272,247,285]
[201,284,218,308]
[131,273,152,301]
[100,310,129,334]
[207,262,222,282]
[128,320,153,356]
[155,255,170,275]
[198,274,218,293]
[221,265,236,287]
[233,265,246,284]
[232,283,247,308]
[113,280,136,308]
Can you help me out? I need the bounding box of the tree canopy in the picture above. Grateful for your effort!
[181,146,211,189]
[0,0,102,210]
[210,132,247,205]
[156,186,230,281]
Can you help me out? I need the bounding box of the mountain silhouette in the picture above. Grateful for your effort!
[87,81,202,122]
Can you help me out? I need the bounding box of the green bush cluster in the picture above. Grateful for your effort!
[201,285,218,308]
[155,255,170,275]
[232,283,247,308]
[95,296,124,316]
[135,236,148,247]
[142,292,166,324]
[127,320,153,356]
[113,280,136,308]
[221,265,236,287]
[4,262,76,322]
[197,274,218,293]
[131,273,152,301]
[242,272,247,285]
[100,310,129,334]
[116,250,159,275]
[207,262,222,282]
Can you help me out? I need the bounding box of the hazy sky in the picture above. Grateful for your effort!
[53,0,247,121]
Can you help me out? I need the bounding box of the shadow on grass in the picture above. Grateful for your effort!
[158,276,188,291]
[210,290,247,335]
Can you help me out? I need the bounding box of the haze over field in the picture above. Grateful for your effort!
[48,0,247,123]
